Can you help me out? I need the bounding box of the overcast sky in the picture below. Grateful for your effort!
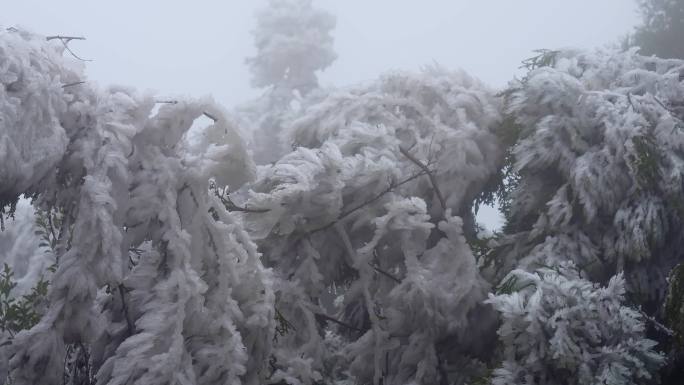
[3,0,640,228]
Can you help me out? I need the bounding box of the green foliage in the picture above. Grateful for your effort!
[274,307,295,343]
[34,207,63,251]
[0,197,18,232]
[474,109,522,232]
[494,273,536,295]
[631,134,662,190]
[469,369,493,385]
[665,263,684,346]
[469,228,495,266]
[0,264,49,337]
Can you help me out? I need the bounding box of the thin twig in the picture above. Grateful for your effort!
[653,95,683,122]
[399,146,446,211]
[308,170,428,235]
[46,35,85,42]
[275,308,296,331]
[154,100,219,123]
[638,309,674,337]
[62,81,86,88]
[368,262,401,284]
[219,191,270,213]
[47,35,91,61]
[118,284,136,336]
[627,92,637,111]
[314,312,363,332]
[203,111,218,122]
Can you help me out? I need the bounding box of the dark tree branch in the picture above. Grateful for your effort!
[47,35,91,61]
[638,308,674,337]
[203,111,219,122]
[399,146,446,211]
[218,190,270,213]
[62,81,86,88]
[46,35,85,42]
[314,312,364,332]
[308,169,428,235]
[369,262,401,284]
[118,284,136,336]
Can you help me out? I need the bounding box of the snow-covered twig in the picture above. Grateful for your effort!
[46,35,91,61]
[638,308,674,337]
[399,146,446,212]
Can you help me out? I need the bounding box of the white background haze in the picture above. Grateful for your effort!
[2,0,641,229]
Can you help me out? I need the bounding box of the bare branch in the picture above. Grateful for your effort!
[62,81,86,88]
[46,35,85,42]
[399,146,446,211]
[47,35,92,62]
[203,111,219,122]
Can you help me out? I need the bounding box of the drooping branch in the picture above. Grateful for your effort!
[399,146,446,212]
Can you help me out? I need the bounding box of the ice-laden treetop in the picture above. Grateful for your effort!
[0,28,273,385]
[487,48,684,384]
[237,66,504,384]
[0,18,681,385]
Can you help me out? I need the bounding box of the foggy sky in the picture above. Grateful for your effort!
[2,0,640,229]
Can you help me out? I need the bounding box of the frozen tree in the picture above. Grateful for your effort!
[235,67,502,384]
[3,12,683,385]
[483,48,684,383]
[0,28,273,385]
[630,0,684,59]
[487,263,664,385]
[493,48,684,303]
[241,0,337,164]
[246,0,336,95]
